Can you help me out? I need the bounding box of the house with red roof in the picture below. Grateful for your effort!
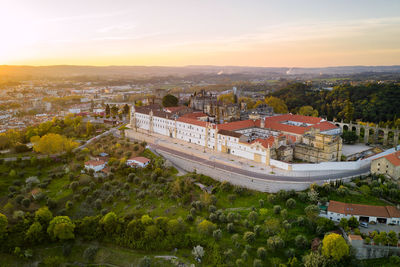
[371,150,400,179]
[327,200,400,225]
[126,156,151,168]
[85,158,107,172]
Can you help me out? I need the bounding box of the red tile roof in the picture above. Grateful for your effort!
[177,117,208,127]
[180,112,208,119]
[262,114,338,135]
[251,136,275,149]
[218,129,242,138]
[328,200,400,218]
[164,106,189,113]
[128,156,150,164]
[217,120,256,131]
[383,151,400,167]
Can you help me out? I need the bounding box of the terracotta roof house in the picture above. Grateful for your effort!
[126,156,151,168]
[84,159,107,172]
[371,150,400,179]
[327,200,400,225]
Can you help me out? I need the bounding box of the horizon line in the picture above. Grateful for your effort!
[1,64,400,69]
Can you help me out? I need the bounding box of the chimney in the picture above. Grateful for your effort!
[260,117,265,128]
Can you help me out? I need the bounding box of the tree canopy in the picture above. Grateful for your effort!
[270,82,400,123]
[162,94,179,107]
[31,133,78,154]
[47,216,75,241]
[322,233,349,261]
[0,213,7,239]
[265,96,288,114]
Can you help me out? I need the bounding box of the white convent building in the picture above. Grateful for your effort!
[129,105,342,166]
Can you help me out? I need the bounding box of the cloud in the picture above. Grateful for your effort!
[92,32,165,41]
[44,10,131,23]
[97,24,137,33]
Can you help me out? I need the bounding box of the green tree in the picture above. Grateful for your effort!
[342,131,358,144]
[243,231,256,244]
[25,221,43,243]
[388,231,398,246]
[265,96,288,114]
[47,216,75,241]
[35,206,53,225]
[298,105,318,117]
[347,216,359,228]
[267,235,284,251]
[197,219,216,235]
[31,133,78,154]
[322,233,349,261]
[295,235,308,249]
[0,213,7,239]
[286,198,296,209]
[303,252,328,267]
[339,100,354,122]
[257,247,267,260]
[304,205,320,221]
[100,212,118,234]
[162,94,179,107]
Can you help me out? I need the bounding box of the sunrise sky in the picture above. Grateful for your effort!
[1,0,400,67]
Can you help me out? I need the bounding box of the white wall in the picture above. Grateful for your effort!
[270,159,291,170]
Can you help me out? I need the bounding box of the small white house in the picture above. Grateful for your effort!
[85,159,106,172]
[68,108,81,114]
[126,157,150,168]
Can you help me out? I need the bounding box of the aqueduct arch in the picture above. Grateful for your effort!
[332,120,399,146]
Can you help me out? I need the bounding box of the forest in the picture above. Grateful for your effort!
[270,83,400,125]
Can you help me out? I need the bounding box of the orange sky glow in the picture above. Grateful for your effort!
[1,0,399,67]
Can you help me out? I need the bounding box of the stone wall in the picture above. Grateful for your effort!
[157,149,313,192]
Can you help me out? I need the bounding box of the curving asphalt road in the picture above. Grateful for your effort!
[150,143,371,183]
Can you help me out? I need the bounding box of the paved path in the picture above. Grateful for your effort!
[151,142,370,182]
[2,126,120,162]
[126,128,371,182]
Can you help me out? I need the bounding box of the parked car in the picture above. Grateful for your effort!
[360,222,368,228]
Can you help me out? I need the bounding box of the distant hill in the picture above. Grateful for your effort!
[0,65,400,78]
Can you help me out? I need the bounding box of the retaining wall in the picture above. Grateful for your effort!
[158,149,315,192]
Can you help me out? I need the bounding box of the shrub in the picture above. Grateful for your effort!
[22,198,31,208]
[273,205,281,214]
[241,250,249,261]
[248,211,258,223]
[286,198,296,209]
[65,201,73,210]
[213,229,222,241]
[197,220,216,235]
[253,259,262,267]
[83,246,98,262]
[295,235,308,249]
[243,231,256,244]
[257,247,267,260]
[227,223,235,233]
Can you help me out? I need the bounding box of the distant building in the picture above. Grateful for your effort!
[68,108,81,114]
[126,156,150,168]
[189,89,241,122]
[241,103,274,120]
[371,150,400,179]
[327,200,400,225]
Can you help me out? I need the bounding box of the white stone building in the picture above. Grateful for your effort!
[130,105,341,166]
